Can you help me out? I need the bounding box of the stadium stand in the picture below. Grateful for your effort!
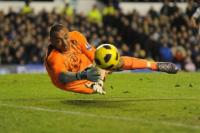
[0,0,199,72]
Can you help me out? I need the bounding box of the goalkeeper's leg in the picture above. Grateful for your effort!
[116,56,178,74]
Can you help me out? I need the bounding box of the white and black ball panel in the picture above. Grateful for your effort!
[95,44,120,69]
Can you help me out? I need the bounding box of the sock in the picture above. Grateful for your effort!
[121,56,158,70]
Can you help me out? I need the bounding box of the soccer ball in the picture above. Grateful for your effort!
[95,44,120,69]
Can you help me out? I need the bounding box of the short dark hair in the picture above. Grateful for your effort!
[49,24,65,39]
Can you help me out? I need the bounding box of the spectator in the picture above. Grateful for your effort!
[63,3,74,22]
[171,45,187,68]
[184,57,196,72]
[159,35,173,62]
[133,43,146,59]
[87,5,102,25]
[21,0,33,15]
[160,0,171,16]
[103,2,116,16]
[120,43,132,56]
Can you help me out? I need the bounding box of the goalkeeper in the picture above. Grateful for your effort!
[44,24,178,95]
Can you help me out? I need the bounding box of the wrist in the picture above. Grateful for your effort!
[76,71,87,80]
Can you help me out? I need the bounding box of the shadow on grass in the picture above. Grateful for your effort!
[0,97,198,106]
[61,98,198,107]
[61,99,131,108]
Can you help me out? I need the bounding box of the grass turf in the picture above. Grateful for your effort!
[0,73,200,133]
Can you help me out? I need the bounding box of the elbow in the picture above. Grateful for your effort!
[58,72,68,83]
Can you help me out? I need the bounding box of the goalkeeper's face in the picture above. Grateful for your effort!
[51,27,70,52]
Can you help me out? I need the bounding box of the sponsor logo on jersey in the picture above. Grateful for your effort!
[86,43,92,50]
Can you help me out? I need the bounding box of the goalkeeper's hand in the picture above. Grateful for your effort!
[85,79,106,95]
[76,67,101,82]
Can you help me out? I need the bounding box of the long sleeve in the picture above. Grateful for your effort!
[70,31,96,62]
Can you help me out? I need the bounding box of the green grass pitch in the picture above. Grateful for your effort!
[0,73,200,133]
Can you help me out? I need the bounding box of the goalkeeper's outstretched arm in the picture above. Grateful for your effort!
[58,67,101,84]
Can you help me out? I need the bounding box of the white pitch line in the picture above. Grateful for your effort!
[0,103,200,130]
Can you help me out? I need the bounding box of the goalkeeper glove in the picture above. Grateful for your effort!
[85,79,106,95]
[76,67,101,82]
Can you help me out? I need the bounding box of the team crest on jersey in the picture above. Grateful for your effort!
[86,43,92,50]
[65,52,81,72]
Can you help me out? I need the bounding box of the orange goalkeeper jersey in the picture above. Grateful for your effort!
[45,31,96,93]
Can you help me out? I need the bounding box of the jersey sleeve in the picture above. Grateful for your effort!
[47,52,67,81]
[72,31,96,62]
[193,8,200,18]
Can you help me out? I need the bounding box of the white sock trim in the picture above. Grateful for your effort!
[147,61,151,68]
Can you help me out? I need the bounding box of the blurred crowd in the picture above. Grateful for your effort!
[119,0,188,2]
[0,0,200,71]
